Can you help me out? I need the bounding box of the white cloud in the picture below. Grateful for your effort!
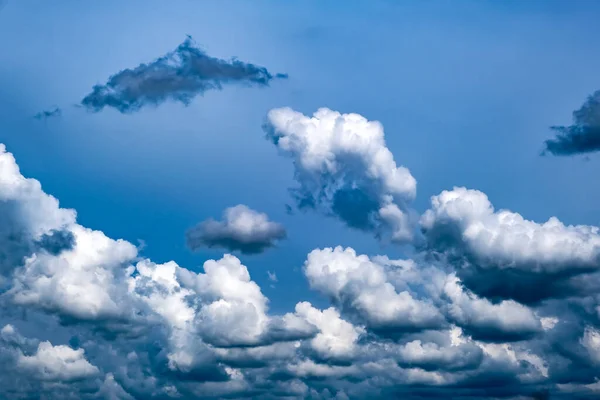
[0,142,598,398]
[304,246,444,332]
[421,187,600,273]
[265,107,417,242]
[17,341,99,381]
[294,301,364,361]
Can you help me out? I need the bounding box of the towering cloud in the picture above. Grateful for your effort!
[81,37,287,113]
[543,90,600,156]
[264,107,417,243]
[186,205,286,254]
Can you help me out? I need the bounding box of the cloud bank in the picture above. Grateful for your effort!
[186,205,287,254]
[543,90,600,156]
[81,37,287,114]
[1,133,600,400]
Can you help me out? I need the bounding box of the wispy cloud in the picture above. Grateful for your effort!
[81,36,287,114]
[33,107,61,121]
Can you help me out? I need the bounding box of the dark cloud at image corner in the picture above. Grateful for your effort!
[543,90,600,156]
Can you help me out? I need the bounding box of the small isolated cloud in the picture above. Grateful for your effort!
[543,90,600,156]
[81,36,287,114]
[186,205,286,254]
[33,107,61,121]
[264,107,418,243]
[267,271,278,283]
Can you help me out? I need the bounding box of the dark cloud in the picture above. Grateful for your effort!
[186,205,286,254]
[543,90,600,156]
[33,107,61,121]
[81,36,287,114]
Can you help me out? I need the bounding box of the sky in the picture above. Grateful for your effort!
[1,1,600,399]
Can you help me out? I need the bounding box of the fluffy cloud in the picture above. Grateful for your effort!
[81,36,287,114]
[264,107,417,243]
[186,205,286,254]
[543,90,600,156]
[421,187,600,304]
[304,246,444,334]
[17,340,99,381]
[2,142,600,399]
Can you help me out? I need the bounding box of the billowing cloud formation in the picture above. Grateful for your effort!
[421,187,600,304]
[81,37,287,114]
[543,90,600,156]
[2,143,600,399]
[265,107,417,243]
[33,107,62,121]
[186,205,286,254]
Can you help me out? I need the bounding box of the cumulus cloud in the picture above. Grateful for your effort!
[304,246,444,334]
[81,36,287,114]
[2,142,600,398]
[421,187,600,304]
[17,340,99,381]
[186,205,286,254]
[543,90,600,156]
[264,107,418,243]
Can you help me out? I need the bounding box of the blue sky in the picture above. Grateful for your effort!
[2,1,600,398]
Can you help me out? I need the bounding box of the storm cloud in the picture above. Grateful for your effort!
[81,37,287,113]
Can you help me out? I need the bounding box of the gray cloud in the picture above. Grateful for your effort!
[81,36,287,114]
[543,91,600,156]
[33,107,61,121]
[186,205,286,254]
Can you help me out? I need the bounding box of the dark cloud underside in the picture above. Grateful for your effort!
[543,90,600,156]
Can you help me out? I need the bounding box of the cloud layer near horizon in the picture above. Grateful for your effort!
[2,137,600,399]
[81,37,287,114]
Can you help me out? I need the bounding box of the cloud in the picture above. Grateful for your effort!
[421,187,600,304]
[543,90,600,156]
[267,270,278,283]
[17,340,100,381]
[2,142,600,398]
[81,36,287,114]
[33,107,61,121]
[303,246,445,334]
[186,205,287,254]
[264,107,418,243]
